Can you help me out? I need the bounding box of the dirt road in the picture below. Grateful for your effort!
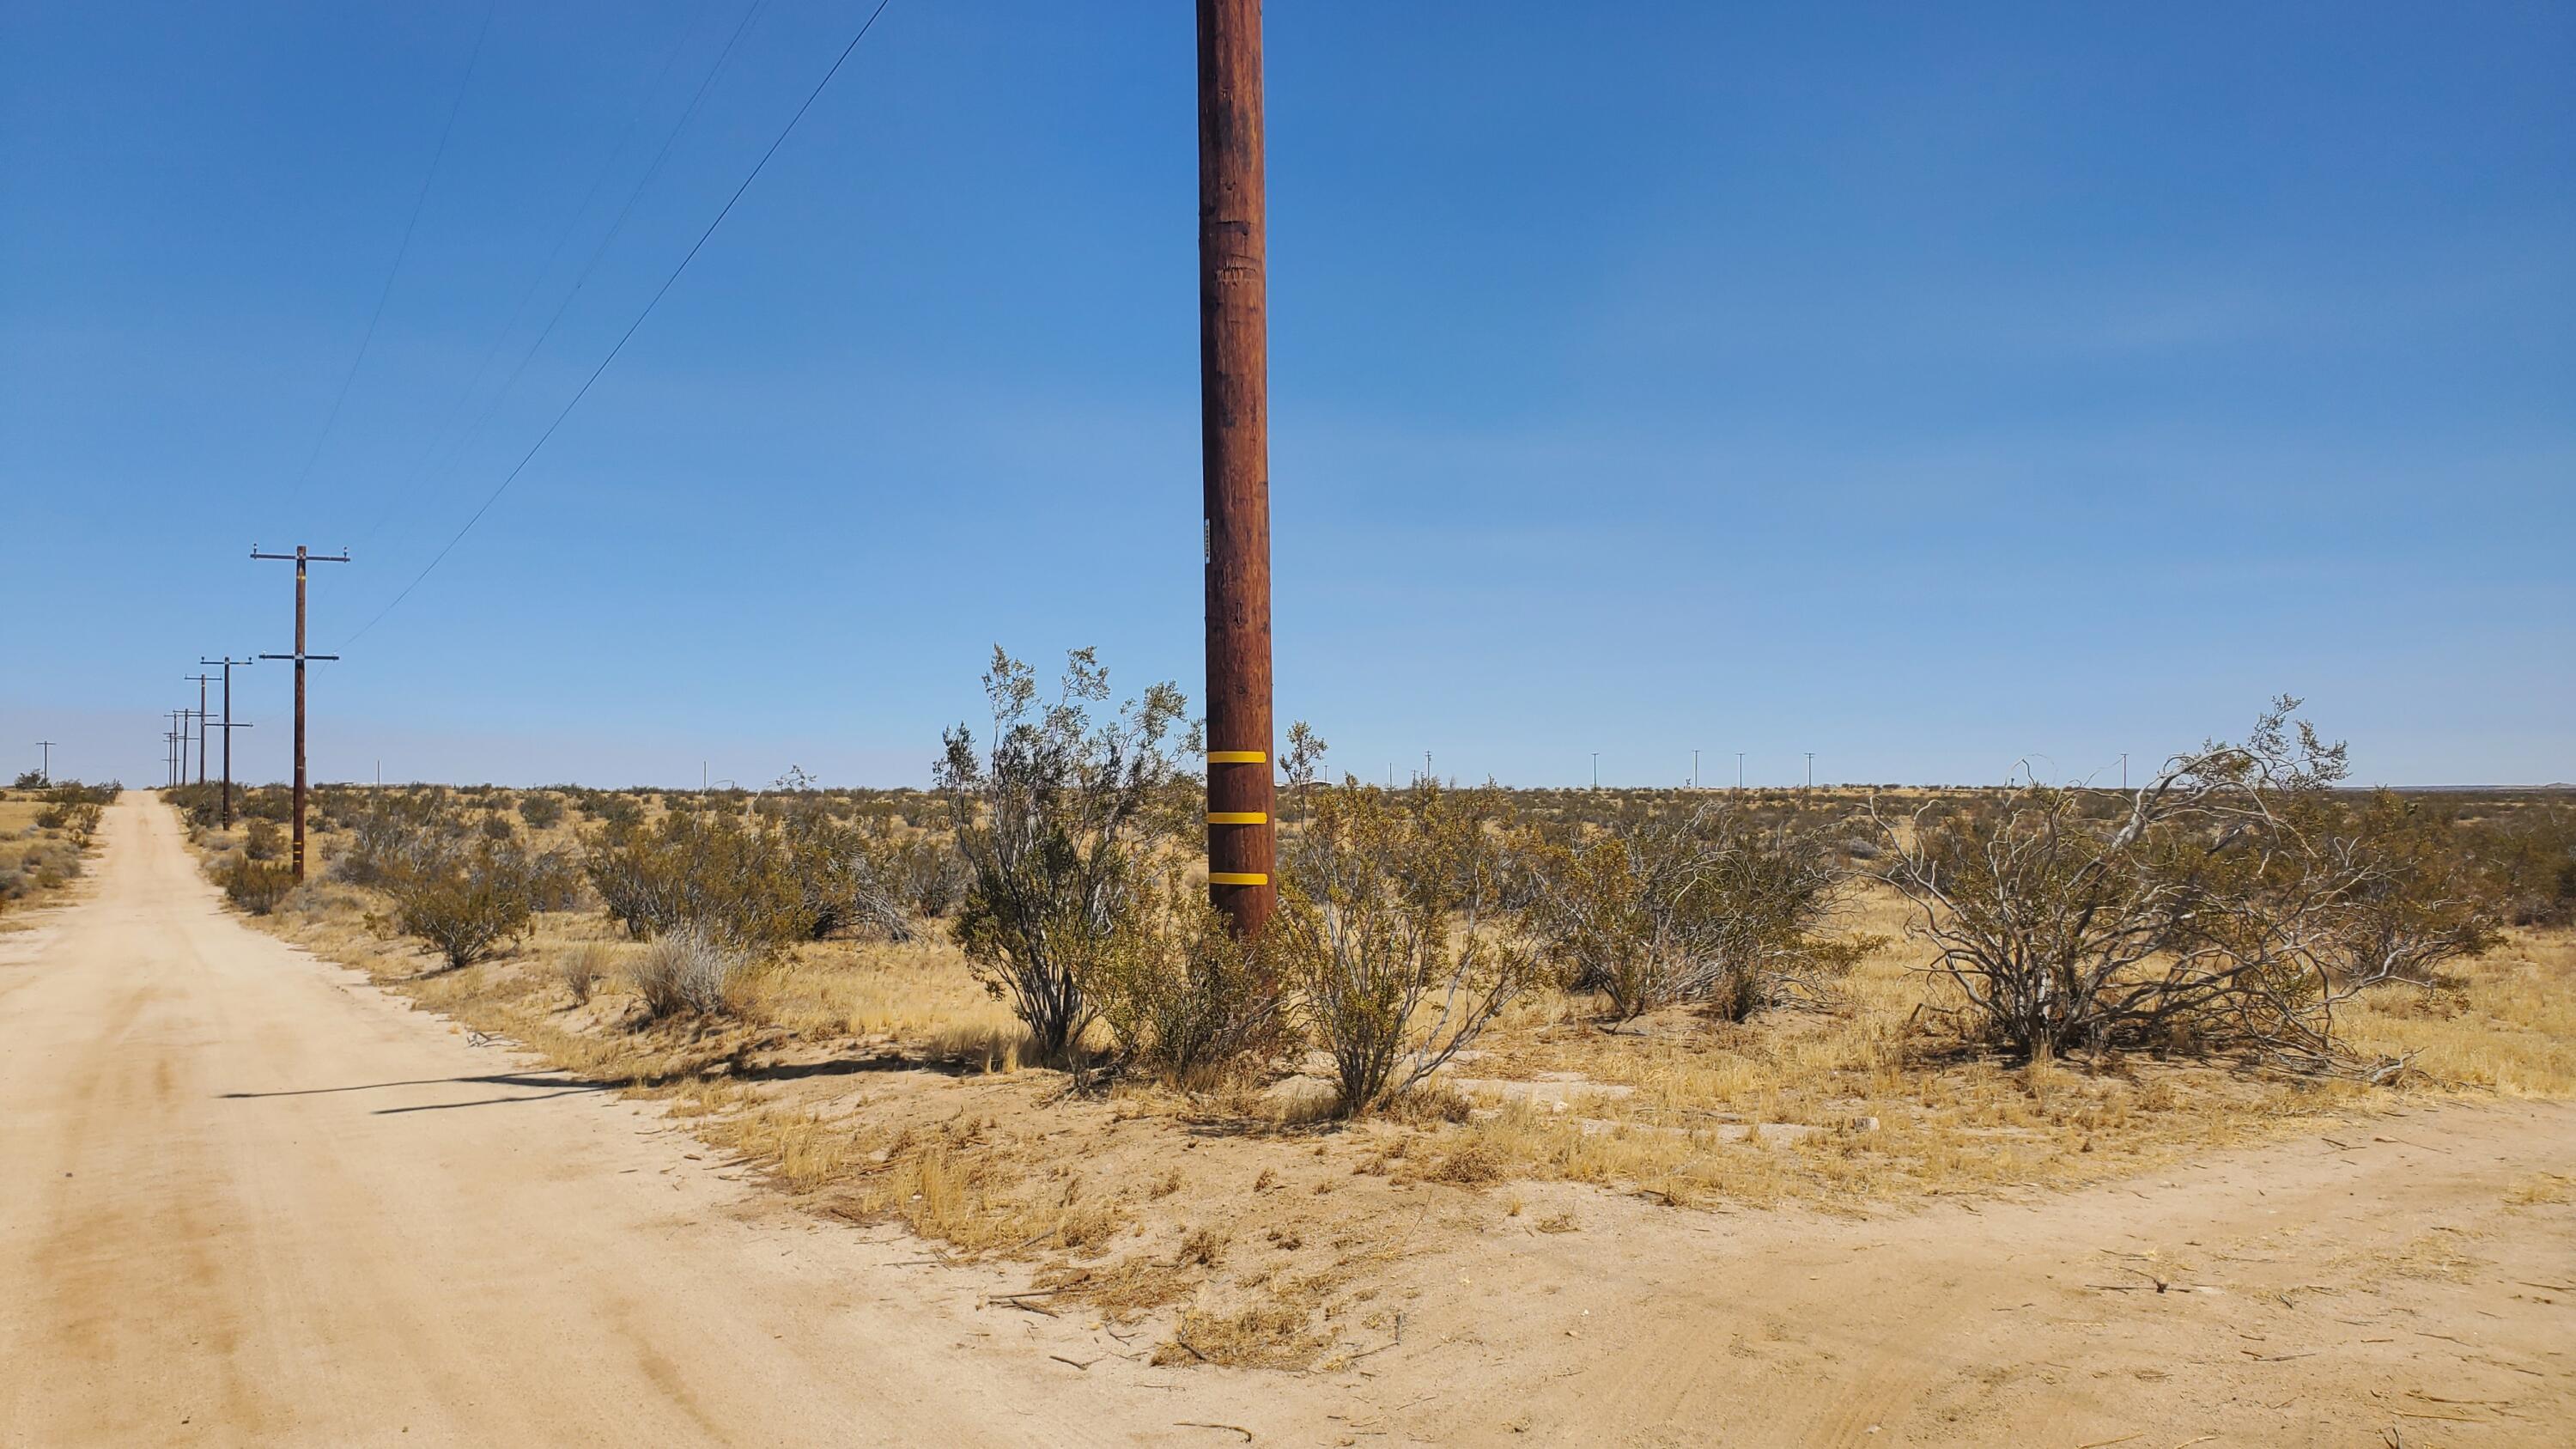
[3,798,2569,1446]
[0,799,1340,1446]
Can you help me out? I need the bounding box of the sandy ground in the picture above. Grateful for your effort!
[3,798,2569,1447]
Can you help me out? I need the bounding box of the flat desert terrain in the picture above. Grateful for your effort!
[3,798,2568,1446]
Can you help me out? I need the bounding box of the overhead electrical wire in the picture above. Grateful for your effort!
[355,0,769,547]
[280,0,500,514]
[347,0,721,545]
[342,0,897,647]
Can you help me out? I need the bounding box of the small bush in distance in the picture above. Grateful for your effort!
[225,857,296,915]
[1529,800,1851,1022]
[518,792,566,831]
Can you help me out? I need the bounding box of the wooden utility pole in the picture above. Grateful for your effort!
[34,740,54,784]
[185,673,216,786]
[1199,0,1276,939]
[254,545,349,880]
[201,656,254,828]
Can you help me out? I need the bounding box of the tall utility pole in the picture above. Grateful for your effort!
[34,741,54,784]
[2120,752,2129,791]
[1591,752,1601,789]
[185,673,217,786]
[1198,0,1275,940]
[253,545,350,881]
[1805,752,1816,790]
[1736,752,1746,791]
[1692,748,1700,789]
[201,657,254,828]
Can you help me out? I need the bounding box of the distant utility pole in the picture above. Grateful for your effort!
[1736,752,1746,792]
[201,657,254,827]
[185,673,217,786]
[1591,752,1601,789]
[34,740,54,785]
[1198,0,1276,941]
[1805,752,1816,790]
[2120,752,2129,791]
[1692,749,1700,789]
[253,545,350,881]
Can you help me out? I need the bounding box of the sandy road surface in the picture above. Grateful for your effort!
[0,799,1340,1446]
[3,798,2570,1447]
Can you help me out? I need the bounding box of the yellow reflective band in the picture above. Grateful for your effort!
[1207,871,1270,887]
[1206,811,1267,825]
[1206,750,1267,764]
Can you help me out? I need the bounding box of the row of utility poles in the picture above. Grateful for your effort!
[160,547,341,874]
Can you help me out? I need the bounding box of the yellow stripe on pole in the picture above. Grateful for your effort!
[1207,871,1269,886]
[1206,750,1267,764]
[1207,811,1267,825]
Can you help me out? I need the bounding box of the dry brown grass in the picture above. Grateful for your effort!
[180,797,2576,1372]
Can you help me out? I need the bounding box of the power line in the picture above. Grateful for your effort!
[343,0,896,646]
[355,0,761,547]
[281,0,500,513]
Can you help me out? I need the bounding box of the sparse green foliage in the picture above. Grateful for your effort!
[518,792,566,830]
[1273,777,1538,1115]
[938,647,1191,1061]
[1876,699,2498,1078]
[223,856,296,914]
[386,836,539,971]
[1530,801,1850,1021]
[1094,874,1283,1083]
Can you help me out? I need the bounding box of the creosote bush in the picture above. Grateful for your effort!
[1272,776,1538,1116]
[581,796,907,948]
[1094,875,1283,1083]
[1875,699,2499,1079]
[1530,800,1854,1021]
[224,856,296,915]
[387,837,539,971]
[939,647,1192,1062]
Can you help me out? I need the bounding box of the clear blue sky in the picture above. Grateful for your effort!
[3,1,2568,789]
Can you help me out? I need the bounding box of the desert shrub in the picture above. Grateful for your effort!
[583,810,796,944]
[329,793,463,884]
[938,648,1193,1061]
[11,770,42,788]
[224,856,296,914]
[1272,778,1539,1116]
[1875,700,2498,1078]
[34,784,106,843]
[479,812,516,842]
[519,792,566,831]
[523,847,589,913]
[1530,801,1851,1021]
[2458,801,2576,928]
[387,837,539,971]
[627,922,751,1018]
[1094,876,1283,1083]
[771,785,913,942]
[893,834,971,917]
[244,819,285,861]
[581,792,643,828]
